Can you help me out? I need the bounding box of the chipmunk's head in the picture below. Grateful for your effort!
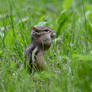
[31,26,56,50]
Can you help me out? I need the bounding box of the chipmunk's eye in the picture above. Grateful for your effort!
[44,29,49,32]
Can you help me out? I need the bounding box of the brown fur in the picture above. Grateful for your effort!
[25,26,55,72]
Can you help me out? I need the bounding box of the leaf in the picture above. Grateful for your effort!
[4,29,14,48]
[63,0,72,10]
[18,17,29,25]
[56,10,72,37]
[35,21,47,27]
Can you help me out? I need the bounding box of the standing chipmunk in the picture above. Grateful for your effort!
[25,26,56,72]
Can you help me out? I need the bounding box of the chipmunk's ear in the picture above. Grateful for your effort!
[31,26,38,32]
[31,26,41,37]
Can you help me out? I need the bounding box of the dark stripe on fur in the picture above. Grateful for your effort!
[29,46,35,72]
[34,48,40,62]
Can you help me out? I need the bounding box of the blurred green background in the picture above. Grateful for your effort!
[0,0,92,92]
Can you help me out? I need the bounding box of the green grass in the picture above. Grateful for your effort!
[0,0,92,92]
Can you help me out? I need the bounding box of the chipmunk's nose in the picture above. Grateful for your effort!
[51,32,56,38]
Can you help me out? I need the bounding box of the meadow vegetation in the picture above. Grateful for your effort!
[0,0,92,92]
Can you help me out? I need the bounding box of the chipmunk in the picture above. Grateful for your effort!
[25,26,56,72]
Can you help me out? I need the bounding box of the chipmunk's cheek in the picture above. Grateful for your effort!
[40,35,52,50]
[43,35,52,45]
[43,38,52,45]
